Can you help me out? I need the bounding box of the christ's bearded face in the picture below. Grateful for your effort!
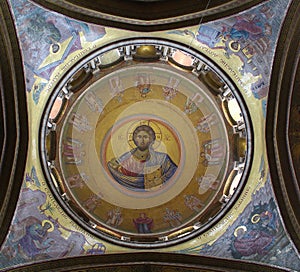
[134,130,153,151]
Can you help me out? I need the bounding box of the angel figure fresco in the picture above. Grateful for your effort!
[67,173,88,189]
[197,174,220,194]
[109,76,124,102]
[69,112,92,133]
[82,194,102,213]
[184,97,198,114]
[106,208,123,227]
[162,76,179,100]
[107,124,177,191]
[184,195,204,212]
[136,73,151,97]
[200,139,225,166]
[184,93,203,114]
[163,208,182,228]
[196,113,218,133]
[84,91,103,113]
[63,137,85,165]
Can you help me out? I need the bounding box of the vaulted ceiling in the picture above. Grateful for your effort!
[0,0,299,271]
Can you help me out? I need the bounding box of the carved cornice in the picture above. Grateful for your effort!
[31,0,266,31]
[266,0,300,250]
[0,1,28,246]
[3,252,291,272]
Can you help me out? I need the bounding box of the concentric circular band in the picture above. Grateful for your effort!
[40,39,252,247]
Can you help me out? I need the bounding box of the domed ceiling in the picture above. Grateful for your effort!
[40,40,252,247]
[0,0,299,271]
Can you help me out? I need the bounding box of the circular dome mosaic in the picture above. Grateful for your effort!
[41,40,252,247]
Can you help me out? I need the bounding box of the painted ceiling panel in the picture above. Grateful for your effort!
[0,0,299,271]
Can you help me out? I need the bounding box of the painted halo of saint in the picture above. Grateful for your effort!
[107,124,178,191]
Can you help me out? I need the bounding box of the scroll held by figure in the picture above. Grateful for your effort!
[107,124,178,191]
